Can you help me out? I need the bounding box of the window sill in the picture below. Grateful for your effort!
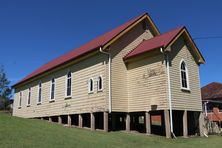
[97,89,103,93]
[181,88,191,92]
[37,102,42,105]
[49,99,55,103]
[64,96,72,100]
[88,91,94,94]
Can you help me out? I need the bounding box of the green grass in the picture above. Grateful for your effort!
[0,113,221,148]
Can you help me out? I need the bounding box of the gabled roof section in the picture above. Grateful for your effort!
[124,27,183,59]
[201,82,222,101]
[13,13,159,87]
[124,26,205,64]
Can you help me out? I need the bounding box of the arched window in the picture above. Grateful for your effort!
[97,76,103,91]
[66,72,72,97]
[38,82,42,103]
[88,78,94,93]
[50,78,55,100]
[27,87,31,106]
[180,61,189,89]
[19,91,22,108]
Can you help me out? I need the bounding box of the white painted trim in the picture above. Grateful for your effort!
[165,53,174,134]
[179,59,190,91]
[49,77,56,101]
[27,87,31,106]
[37,81,42,104]
[97,75,103,92]
[18,91,22,108]
[88,78,94,94]
[65,70,72,98]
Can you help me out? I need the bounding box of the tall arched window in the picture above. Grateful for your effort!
[38,82,42,104]
[97,76,103,91]
[88,78,94,93]
[180,61,189,89]
[19,91,22,108]
[50,78,55,100]
[66,72,72,97]
[27,87,31,106]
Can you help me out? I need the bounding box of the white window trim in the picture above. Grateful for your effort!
[88,78,94,94]
[97,75,103,92]
[18,91,22,108]
[179,59,190,91]
[65,70,72,98]
[27,87,31,107]
[49,78,56,102]
[37,81,42,104]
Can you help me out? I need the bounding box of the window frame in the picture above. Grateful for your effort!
[37,81,42,104]
[88,78,94,94]
[50,78,56,102]
[27,87,31,107]
[179,60,190,91]
[97,76,103,92]
[65,71,72,98]
[18,91,22,108]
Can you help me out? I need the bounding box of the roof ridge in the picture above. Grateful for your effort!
[13,13,149,87]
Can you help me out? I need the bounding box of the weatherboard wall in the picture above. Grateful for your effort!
[168,37,202,111]
[110,21,154,112]
[127,52,168,112]
[13,53,108,118]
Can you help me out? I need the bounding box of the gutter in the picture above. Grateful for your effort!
[160,47,176,138]
[99,47,112,113]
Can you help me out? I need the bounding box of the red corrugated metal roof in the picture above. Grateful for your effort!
[124,26,184,59]
[13,13,147,87]
[201,82,222,100]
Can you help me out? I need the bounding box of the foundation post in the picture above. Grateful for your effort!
[145,112,151,134]
[104,112,108,132]
[183,110,188,137]
[91,113,95,131]
[126,113,130,132]
[49,117,52,122]
[199,112,204,137]
[68,115,71,126]
[79,114,83,128]
[164,110,171,138]
[58,116,62,124]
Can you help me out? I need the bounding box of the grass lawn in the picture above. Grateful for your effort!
[0,113,221,148]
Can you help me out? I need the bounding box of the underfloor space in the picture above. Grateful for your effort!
[82,113,90,128]
[187,111,200,135]
[172,110,184,136]
[95,112,103,130]
[71,114,78,126]
[130,112,146,133]
[110,113,126,131]
[150,110,165,136]
[61,115,68,124]
[51,116,58,122]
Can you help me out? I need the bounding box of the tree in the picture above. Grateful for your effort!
[0,65,12,110]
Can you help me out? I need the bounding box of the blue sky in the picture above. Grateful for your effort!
[0,0,222,87]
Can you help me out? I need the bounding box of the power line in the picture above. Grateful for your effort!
[193,36,222,40]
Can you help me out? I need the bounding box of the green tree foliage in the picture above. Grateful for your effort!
[0,65,12,110]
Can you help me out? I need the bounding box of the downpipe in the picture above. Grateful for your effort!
[160,47,176,139]
[99,47,112,113]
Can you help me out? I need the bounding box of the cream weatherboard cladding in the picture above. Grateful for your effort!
[13,53,108,118]
[110,22,154,112]
[168,37,202,111]
[127,53,168,112]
